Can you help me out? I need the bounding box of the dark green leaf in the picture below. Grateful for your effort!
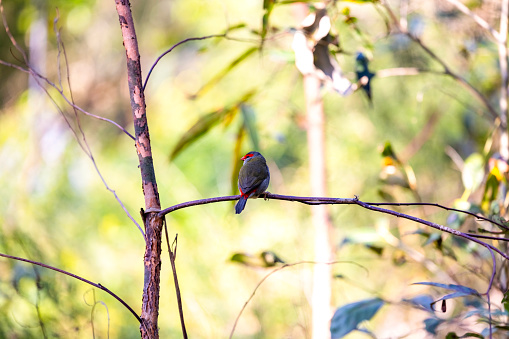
[261,0,275,41]
[170,107,237,160]
[171,91,256,160]
[462,153,484,192]
[364,244,384,256]
[330,298,384,338]
[230,252,253,265]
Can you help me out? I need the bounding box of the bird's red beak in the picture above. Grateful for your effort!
[241,154,250,160]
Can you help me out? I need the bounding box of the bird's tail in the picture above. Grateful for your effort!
[235,196,248,214]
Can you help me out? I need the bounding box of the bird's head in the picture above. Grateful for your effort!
[241,151,263,164]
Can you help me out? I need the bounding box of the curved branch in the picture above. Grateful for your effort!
[444,0,501,42]
[143,34,225,91]
[159,193,509,261]
[0,252,142,325]
[379,1,499,121]
[229,260,367,339]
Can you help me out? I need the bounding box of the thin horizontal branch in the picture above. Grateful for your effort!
[0,251,142,325]
[376,67,423,77]
[158,193,509,261]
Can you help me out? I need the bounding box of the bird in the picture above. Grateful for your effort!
[235,151,270,214]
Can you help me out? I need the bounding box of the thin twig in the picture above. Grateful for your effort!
[143,34,225,91]
[163,223,188,339]
[380,0,499,121]
[0,252,143,325]
[229,260,367,339]
[0,5,144,240]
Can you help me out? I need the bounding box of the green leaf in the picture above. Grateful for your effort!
[230,251,285,267]
[231,124,246,196]
[240,104,259,150]
[330,298,384,338]
[192,47,257,98]
[261,0,275,41]
[462,153,485,192]
[481,171,500,211]
[170,107,237,160]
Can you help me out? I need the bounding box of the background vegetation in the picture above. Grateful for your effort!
[0,0,507,338]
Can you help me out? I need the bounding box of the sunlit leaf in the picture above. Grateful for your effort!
[231,124,246,196]
[171,91,256,160]
[230,251,284,267]
[330,298,384,338]
[170,107,237,160]
[192,47,257,98]
[481,171,500,211]
[462,153,484,193]
[230,252,254,265]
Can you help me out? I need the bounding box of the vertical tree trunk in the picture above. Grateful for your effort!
[292,4,334,337]
[303,74,333,339]
[114,1,163,338]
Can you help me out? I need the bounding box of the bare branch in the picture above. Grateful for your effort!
[0,251,143,325]
[159,193,509,261]
[163,225,188,339]
[376,67,423,77]
[0,3,144,239]
[379,0,499,121]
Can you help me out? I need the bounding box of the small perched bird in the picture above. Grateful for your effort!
[235,151,270,214]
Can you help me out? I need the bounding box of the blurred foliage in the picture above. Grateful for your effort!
[0,0,508,338]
